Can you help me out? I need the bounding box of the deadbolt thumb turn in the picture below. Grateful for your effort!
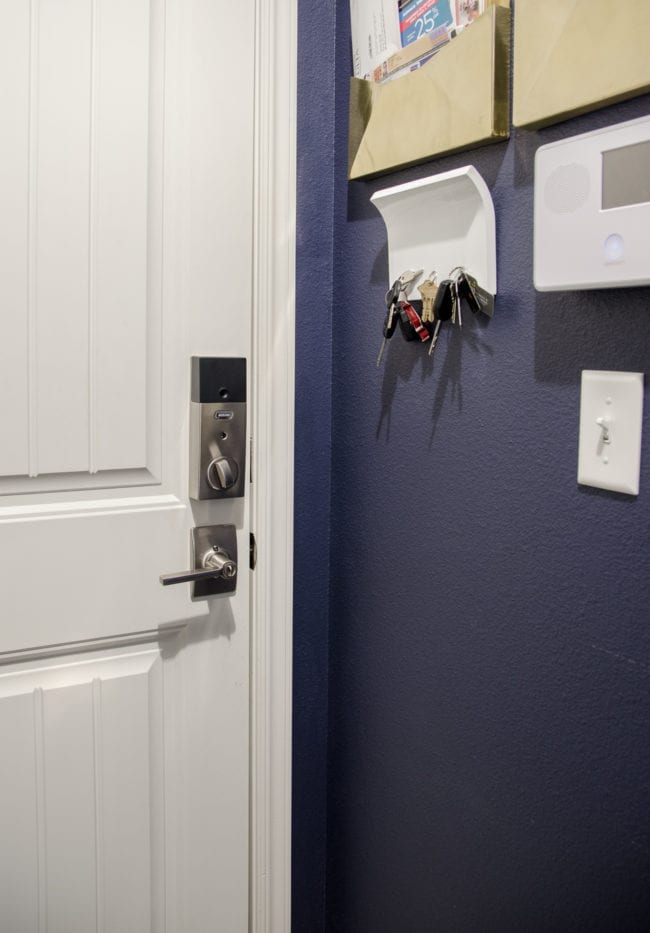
[207,456,239,491]
[160,525,238,599]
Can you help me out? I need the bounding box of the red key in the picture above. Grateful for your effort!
[401,300,430,342]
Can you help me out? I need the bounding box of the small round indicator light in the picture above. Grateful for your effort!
[604,233,624,261]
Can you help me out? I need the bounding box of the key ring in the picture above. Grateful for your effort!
[396,268,423,298]
[385,268,422,306]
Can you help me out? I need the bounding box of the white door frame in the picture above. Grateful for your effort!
[250,1,297,930]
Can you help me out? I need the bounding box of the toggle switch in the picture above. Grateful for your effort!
[578,371,644,495]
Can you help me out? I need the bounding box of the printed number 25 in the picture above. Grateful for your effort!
[414,9,439,40]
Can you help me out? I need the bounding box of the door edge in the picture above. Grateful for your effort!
[249,0,297,930]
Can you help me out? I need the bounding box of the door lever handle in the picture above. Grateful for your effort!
[160,546,237,586]
[160,525,238,598]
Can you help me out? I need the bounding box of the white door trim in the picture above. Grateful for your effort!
[250,0,297,930]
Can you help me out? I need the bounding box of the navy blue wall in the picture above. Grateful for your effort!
[292,2,337,930]
[294,2,650,930]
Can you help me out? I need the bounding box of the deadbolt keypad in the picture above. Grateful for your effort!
[189,357,246,500]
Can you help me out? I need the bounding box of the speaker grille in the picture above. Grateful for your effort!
[544,163,590,214]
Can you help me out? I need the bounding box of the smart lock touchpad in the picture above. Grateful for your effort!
[189,357,246,500]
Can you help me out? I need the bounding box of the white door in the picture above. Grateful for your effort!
[0,1,255,929]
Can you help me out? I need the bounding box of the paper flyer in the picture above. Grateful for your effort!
[399,0,455,46]
[370,25,450,81]
[350,0,487,77]
[350,0,402,77]
[455,0,483,27]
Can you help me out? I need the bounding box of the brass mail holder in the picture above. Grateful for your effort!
[348,3,511,182]
[513,0,650,129]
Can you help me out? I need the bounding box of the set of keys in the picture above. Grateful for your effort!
[376,269,429,366]
[376,265,493,366]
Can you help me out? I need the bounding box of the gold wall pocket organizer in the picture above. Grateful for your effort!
[348,2,511,181]
[513,0,650,129]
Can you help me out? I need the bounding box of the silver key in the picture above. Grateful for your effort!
[376,336,387,367]
[427,319,442,356]
[376,302,397,367]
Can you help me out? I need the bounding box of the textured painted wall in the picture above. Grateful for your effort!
[295,1,650,931]
[292,1,336,929]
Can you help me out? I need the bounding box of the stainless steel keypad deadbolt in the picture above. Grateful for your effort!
[189,357,246,500]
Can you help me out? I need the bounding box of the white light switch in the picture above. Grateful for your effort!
[578,371,644,495]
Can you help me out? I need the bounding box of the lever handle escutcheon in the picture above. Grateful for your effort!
[160,524,238,598]
[160,546,237,586]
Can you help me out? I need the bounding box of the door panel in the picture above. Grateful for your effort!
[0,647,161,932]
[0,0,160,491]
[0,1,30,478]
[0,0,253,929]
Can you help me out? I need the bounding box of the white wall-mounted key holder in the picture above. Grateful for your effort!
[578,371,644,495]
[370,165,497,298]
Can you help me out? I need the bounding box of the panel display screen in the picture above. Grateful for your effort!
[602,139,650,210]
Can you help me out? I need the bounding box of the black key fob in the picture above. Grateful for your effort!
[472,281,494,318]
[460,272,494,318]
[457,273,481,313]
[432,280,454,322]
[384,304,398,338]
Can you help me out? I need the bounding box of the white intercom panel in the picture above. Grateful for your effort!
[534,116,650,291]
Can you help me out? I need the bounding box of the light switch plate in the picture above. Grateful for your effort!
[578,371,644,495]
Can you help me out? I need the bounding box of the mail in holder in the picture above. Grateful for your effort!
[348,2,511,181]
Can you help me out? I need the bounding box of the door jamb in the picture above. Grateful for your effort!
[250,0,297,930]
